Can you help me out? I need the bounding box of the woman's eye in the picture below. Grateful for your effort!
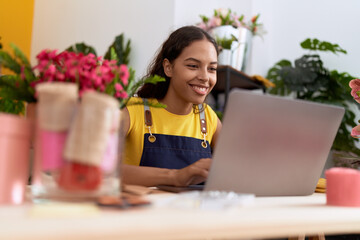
[187,65,198,69]
[209,67,217,72]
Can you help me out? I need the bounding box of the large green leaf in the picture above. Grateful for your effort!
[300,38,347,54]
[104,33,131,65]
[65,42,97,56]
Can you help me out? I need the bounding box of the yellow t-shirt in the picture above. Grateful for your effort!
[123,97,219,166]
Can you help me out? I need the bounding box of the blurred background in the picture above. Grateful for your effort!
[1,0,359,79]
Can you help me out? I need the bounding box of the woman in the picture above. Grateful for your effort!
[121,26,222,187]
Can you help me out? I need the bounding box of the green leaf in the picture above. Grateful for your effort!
[65,42,97,56]
[0,98,25,114]
[104,33,131,65]
[0,75,36,102]
[110,47,118,61]
[0,50,21,74]
[119,74,165,109]
[300,38,347,54]
[10,43,31,67]
[216,35,237,50]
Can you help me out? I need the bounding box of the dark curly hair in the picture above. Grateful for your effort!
[137,25,218,99]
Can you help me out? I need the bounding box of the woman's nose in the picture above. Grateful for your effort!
[198,68,209,81]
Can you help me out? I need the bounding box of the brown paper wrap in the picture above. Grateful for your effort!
[63,91,120,166]
[36,82,78,131]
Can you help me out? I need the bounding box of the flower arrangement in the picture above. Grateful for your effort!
[349,79,360,138]
[197,8,265,37]
[32,50,130,100]
[0,35,164,113]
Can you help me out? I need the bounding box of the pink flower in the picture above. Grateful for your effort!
[119,64,129,85]
[208,17,221,29]
[197,22,207,30]
[351,125,360,138]
[349,79,360,104]
[114,83,123,91]
[115,91,128,99]
[32,49,133,102]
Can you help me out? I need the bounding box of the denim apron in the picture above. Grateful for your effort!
[139,100,212,169]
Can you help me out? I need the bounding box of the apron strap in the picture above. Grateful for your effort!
[143,99,156,143]
[143,100,208,147]
[143,99,152,127]
[198,104,208,148]
[198,104,207,135]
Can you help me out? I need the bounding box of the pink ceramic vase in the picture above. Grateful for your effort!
[0,113,31,205]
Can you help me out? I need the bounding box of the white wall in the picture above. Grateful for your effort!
[31,0,175,78]
[250,0,360,77]
[31,0,360,79]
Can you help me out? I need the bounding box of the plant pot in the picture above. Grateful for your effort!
[211,25,252,72]
[217,49,232,66]
[0,113,31,205]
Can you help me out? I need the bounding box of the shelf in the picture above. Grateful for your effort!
[210,65,265,110]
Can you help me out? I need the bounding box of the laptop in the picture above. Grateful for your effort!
[158,89,345,196]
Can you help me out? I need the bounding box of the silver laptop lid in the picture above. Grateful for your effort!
[205,89,345,196]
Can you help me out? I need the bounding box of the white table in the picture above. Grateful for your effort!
[0,193,360,240]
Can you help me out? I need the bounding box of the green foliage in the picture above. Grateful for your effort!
[104,33,131,65]
[0,98,24,114]
[0,75,36,102]
[266,38,360,155]
[0,44,37,114]
[0,50,22,74]
[65,42,97,56]
[65,33,131,66]
[216,35,238,50]
[301,38,347,54]
[120,74,166,109]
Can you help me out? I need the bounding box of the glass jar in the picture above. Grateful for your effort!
[31,84,121,201]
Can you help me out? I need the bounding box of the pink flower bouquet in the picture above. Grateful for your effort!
[197,8,265,37]
[31,49,129,103]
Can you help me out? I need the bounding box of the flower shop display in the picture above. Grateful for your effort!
[266,38,360,168]
[0,35,165,201]
[197,8,265,72]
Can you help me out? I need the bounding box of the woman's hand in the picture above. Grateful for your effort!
[172,158,212,187]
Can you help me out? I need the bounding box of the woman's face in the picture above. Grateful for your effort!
[163,39,218,106]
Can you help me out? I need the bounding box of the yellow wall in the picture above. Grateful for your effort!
[0,0,34,74]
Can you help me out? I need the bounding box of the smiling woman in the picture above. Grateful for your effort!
[121,26,222,187]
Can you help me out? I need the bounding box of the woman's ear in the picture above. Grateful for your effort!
[163,59,173,77]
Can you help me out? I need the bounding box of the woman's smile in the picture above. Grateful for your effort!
[189,84,209,95]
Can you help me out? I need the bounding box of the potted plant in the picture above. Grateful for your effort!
[197,8,265,71]
[0,33,163,112]
[215,35,238,66]
[0,33,165,200]
[266,38,360,168]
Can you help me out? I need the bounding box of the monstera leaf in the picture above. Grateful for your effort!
[266,38,360,156]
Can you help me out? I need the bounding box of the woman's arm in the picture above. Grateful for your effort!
[120,107,212,187]
[121,159,211,187]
